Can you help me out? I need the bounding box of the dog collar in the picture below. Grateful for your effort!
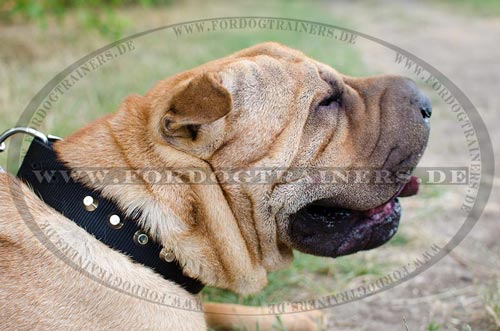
[16,135,204,294]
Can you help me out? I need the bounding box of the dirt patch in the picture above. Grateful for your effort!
[323,1,500,330]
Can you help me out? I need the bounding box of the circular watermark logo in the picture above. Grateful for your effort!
[4,17,494,315]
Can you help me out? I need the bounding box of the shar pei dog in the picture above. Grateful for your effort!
[0,42,430,330]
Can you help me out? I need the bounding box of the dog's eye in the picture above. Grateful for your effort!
[318,89,343,109]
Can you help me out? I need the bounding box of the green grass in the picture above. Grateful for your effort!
[1,0,174,39]
[428,321,442,331]
[419,186,447,200]
[481,279,500,327]
[388,231,409,246]
[202,251,388,306]
[202,252,331,306]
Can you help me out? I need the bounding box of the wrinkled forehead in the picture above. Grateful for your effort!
[227,44,342,86]
[218,48,338,92]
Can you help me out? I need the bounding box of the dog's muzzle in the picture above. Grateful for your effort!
[288,176,420,257]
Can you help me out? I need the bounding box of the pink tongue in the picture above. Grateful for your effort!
[398,176,420,197]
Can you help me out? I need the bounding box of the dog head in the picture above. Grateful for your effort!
[56,42,430,294]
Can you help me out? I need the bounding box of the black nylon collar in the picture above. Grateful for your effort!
[17,137,204,294]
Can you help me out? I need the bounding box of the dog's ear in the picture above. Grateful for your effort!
[162,72,232,139]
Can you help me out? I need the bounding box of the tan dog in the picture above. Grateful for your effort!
[0,42,430,330]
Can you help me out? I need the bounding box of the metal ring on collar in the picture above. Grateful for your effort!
[0,127,50,152]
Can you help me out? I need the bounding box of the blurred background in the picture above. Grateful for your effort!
[1,1,499,330]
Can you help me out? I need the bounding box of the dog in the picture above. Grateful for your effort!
[0,42,430,330]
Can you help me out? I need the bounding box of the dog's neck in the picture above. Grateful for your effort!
[53,98,267,294]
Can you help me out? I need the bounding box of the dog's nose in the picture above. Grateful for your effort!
[418,94,432,119]
[407,79,432,119]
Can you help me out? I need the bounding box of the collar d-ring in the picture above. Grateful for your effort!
[0,127,63,152]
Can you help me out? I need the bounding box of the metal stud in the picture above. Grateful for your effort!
[108,214,123,229]
[82,195,98,212]
[159,248,175,262]
[133,231,149,246]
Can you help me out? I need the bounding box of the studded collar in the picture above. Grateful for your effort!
[17,136,204,294]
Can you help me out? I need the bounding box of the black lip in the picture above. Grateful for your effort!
[289,199,401,257]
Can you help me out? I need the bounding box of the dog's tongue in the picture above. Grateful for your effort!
[398,175,420,197]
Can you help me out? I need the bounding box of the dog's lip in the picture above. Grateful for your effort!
[397,175,420,197]
[335,199,401,255]
[312,175,420,212]
[288,176,420,257]
[289,199,401,257]
[365,175,419,216]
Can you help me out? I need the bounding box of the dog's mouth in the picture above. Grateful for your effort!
[288,176,420,257]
